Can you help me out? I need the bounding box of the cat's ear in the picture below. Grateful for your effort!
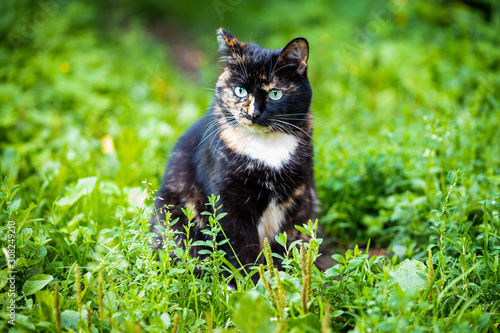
[277,38,309,75]
[217,28,246,62]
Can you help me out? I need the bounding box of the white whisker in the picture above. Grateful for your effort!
[272,119,314,141]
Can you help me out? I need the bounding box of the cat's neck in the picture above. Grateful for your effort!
[219,125,299,169]
[212,105,312,170]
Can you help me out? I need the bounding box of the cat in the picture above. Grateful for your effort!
[151,28,319,278]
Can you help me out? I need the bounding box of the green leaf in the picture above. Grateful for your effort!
[192,240,210,247]
[160,313,171,328]
[230,290,276,333]
[295,225,308,234]
[35,290,54,322]
[61,310,85,330]
[56,177,98,207]
[347,258,364,269]
[331,310,344,317]
[218,239,230,246]
[10,197,21,211]
[22,274,53,296]
[390,259,427,295]
[154,224,166,233]
[324,264,342,278]
[286,312,321,332]
[103,290,118,311]
[447,171,454,185]
[275,232,287,248]
[16,258,29,268]
[332,254,345,264]
[37,246,47,258]
[168,268,186,276]
[216,212,227,220]
[459,254,467,269]
[426,244,437,251]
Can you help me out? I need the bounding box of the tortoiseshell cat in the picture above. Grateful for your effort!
[151,28,318,276]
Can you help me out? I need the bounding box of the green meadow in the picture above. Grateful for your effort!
[1,0,499,331]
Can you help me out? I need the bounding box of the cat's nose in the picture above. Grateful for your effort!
[248,101,262,122]
[251,111,262,123]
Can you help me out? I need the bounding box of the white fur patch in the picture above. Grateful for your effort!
[248,97,256,117]
[257,199,285,247]
[216,33,229,53]
[220,126,299,169]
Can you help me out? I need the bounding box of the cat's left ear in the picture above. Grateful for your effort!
[217,28,246,62]
[277,38,309,75]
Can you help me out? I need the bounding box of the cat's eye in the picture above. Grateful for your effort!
[268,89,283,101]
[233,86,248,98]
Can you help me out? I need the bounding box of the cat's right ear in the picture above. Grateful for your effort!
[217,28,246,63]
[277,38,309,75]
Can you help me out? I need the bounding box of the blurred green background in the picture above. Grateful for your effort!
[1,0,499,256]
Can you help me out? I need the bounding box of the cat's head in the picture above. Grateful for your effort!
[215,28,312,135]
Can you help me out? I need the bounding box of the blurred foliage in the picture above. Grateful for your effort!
[0,0,500,331]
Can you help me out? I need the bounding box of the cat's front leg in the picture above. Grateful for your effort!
[213,227,263,283]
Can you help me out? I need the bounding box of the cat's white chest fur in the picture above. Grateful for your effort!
[257,199,285,247]
[220,126,299,169]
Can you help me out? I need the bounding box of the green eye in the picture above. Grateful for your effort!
[268,89,283,101]
[234,86,248,98]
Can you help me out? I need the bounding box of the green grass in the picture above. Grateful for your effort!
[1,0,500,332]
